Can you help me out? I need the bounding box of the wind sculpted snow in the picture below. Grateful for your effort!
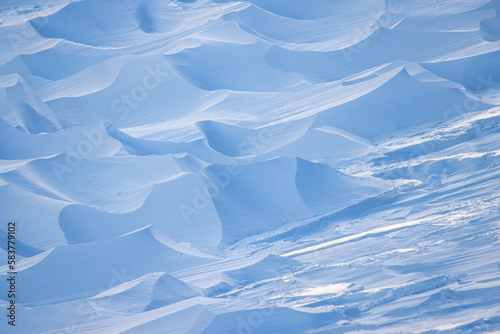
[1,0,500,333]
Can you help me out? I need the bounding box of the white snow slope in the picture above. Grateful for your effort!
[1,0,500,333]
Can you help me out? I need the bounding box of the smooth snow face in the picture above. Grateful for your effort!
[1,0,500,333]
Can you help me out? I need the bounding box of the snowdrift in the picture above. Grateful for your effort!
[0,226,214,304]
[1,0,500,332]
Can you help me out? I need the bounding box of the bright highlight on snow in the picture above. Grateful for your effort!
[0,0,500,333]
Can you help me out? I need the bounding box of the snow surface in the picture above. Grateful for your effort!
[1,0,500,333]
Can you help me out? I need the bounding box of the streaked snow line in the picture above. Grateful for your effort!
[281,219,426,257]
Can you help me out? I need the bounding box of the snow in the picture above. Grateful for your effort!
[295,283,351,297]
[1,0,500,333]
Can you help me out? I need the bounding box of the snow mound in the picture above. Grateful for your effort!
[209,157,389,243]
[314,68,491,138]
[90,272,201,313]
[59,172,223,246]
[0,226,214,304]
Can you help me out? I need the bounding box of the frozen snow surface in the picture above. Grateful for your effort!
[1,0,500,333]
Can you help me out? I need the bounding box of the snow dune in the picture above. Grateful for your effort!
[1,0,500,333]
[0,226,214,304]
